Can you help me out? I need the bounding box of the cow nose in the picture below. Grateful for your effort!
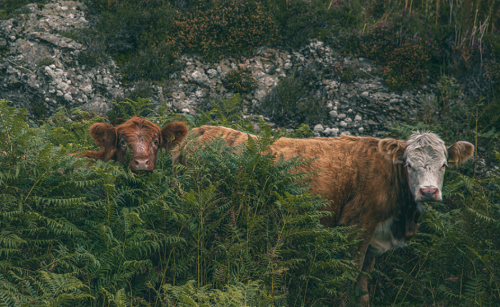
[133,159,150,170]
[419,187,439,200]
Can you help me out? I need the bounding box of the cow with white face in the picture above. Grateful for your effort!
[173,126,474,306]
[380,132,474,203]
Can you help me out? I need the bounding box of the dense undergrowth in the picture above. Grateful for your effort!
[2,89,500,306]
[0,98,359,306]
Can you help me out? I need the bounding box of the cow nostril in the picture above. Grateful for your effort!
[420,187,439,199]
[133,159,150,170]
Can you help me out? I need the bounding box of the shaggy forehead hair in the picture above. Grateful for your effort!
[116,117,160,141]
[403,131,447,161]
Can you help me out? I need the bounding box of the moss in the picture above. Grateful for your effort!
[38,57,55,67]
[58,31,80,42]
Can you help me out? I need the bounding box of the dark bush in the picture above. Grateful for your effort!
[222,69,258,94]
[339,10,443,89]
[259,64,329,128]
[121,45,182,82]
[77,0,180,80]
[382,40,435,90]
[165,0,277,61]
[263,0,362,49]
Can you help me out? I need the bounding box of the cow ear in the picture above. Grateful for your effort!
[378,139,407,164]
[161,121,188,153]
[89,123,117,161]
[447,141,474,166]
[111,118,126,126]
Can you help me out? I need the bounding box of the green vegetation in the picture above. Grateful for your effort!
[222,70,258,94]
[2,83,500,305]
[0,0,46,16]
[0,99,358,306]
[260,63,329,128]
[37,57,55,67]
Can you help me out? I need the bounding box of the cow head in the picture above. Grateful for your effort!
[87,117,188,173]
[379,132,474,202]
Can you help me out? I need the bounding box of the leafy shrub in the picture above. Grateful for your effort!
[153,280,277,306]
[121,45,182,82]
[259,64,329,127]
[0,99,357,306]
[286,122,314,138]
[382,40,435,90]
[47,107,104,148]
[75,30,111,67]
[30,96,46,119]
[222,69,258,94]
[77,0,180,80]
[165,0,277,61]
[263,0,362,49]
[332,61,360,84]
[339,10,443,89]
[107,97,155,122]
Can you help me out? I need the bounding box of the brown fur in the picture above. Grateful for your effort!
[172,126,428,306]
[81,117,188,172]
[174,126,473,306]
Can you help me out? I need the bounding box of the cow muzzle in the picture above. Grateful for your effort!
[131,158,153,172]
[418,186,441,202]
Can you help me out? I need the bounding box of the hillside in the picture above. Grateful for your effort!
[1,0,500,306]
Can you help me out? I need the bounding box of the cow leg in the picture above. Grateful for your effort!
[337,229,375,307]
[357,249,375,307]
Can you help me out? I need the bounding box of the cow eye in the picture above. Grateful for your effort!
[406,163,412,170]
[154,140,158,146]
[120,141,126,147]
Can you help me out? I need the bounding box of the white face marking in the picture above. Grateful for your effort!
[403,133,448,202]
[369,218,406,255]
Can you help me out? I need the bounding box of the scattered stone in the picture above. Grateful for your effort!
[313,124,324,133]
[0,2,470,139]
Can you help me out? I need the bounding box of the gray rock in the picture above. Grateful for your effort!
[329,110,338,117]
[313,124,324,132]
[192,70,209,85]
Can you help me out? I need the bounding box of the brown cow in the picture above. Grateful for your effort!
[82,116,188,173]
[173,125,474,306]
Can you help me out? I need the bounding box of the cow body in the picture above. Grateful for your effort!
[174,125,474,306]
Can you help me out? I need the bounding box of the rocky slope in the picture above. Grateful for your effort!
[0,1,122,115]
[1,0,463,139]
